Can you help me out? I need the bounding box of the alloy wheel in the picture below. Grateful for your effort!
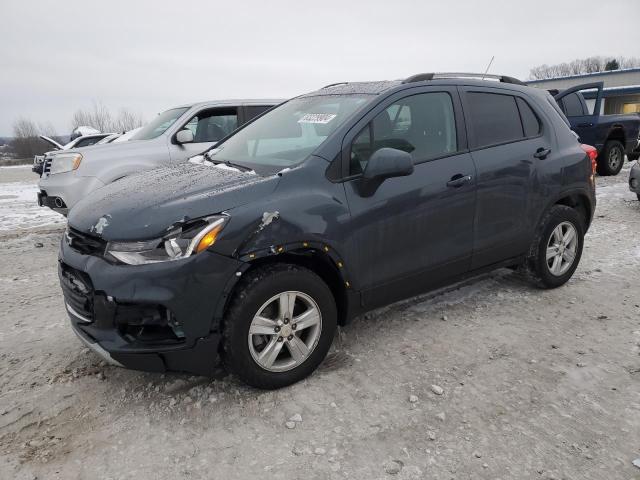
[545,221,578,276]
[608,146,622,171]
[247,291,322,372]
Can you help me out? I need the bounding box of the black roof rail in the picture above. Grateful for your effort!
[402,72,526,86]
[322,82,350,89]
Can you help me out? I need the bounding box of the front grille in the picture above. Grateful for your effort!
[65,227,107,256]
[59,264,94,321]
[43,157,53,174]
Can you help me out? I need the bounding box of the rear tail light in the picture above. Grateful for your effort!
[581,144,598,175]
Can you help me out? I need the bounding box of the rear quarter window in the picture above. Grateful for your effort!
[516,97,541,137]
[545,94,571,127]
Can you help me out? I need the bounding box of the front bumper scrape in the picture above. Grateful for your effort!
[70,317,124,367]
[70,317,222,374]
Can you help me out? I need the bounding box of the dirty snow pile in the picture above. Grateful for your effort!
[0,166,65,232]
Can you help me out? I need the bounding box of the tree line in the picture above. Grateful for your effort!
[529,56,640,80]
[6,102,145,159]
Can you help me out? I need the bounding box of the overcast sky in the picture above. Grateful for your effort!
[1,0,639,136]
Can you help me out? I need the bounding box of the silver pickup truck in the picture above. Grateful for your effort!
[37,99,280,214]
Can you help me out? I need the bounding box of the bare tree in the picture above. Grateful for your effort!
[618,57,640,69]
[71,100,113,132]
[111,108,145,132]
[529,56,640,80]
[10,118,51,158]
[37,121,57,138]
[70,101,144,133]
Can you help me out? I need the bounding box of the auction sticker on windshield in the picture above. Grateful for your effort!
[298,113,337,124]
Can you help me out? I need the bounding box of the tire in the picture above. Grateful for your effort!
[222,264,337,389]
[637,194,640,202]
[521,205,584,289]
[597,140,625,176]
[629,153,640,162]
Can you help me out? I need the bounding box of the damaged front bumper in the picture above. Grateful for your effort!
[59,236,245,376]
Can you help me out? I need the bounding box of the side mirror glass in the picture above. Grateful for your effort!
[176,129,194,144]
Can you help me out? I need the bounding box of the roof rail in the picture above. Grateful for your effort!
[322,82,349,89]
[403,72,526,86]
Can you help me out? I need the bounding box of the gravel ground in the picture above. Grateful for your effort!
[1,165,639,480]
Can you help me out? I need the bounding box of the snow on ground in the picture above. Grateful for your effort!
[0,166,65,232]
[0,164,35,169]
[2,168,640,479]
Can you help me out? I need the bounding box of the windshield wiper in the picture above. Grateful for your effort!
[211,160,254,172]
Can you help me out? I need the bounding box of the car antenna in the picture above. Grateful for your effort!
[481,56,495,80]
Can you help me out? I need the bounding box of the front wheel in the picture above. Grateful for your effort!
[597,140,625,176]
[222,264,337,389]
[521,205,584,289]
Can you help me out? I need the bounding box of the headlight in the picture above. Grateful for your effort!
[106,216,228,265]
[50,153,82,175]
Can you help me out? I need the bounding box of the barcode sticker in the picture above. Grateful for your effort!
[298,113,337,124]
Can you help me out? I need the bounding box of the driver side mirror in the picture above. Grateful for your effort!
[176,129,194,144]
[359,147,413,196]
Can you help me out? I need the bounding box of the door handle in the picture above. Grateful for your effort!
[577,122,594,127]
[533,147,551,159]
[447,174,472,188]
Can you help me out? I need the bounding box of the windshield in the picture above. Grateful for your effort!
[208,95,370,169]
[130,107,189,141]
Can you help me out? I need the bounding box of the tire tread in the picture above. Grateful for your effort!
[520,205,584,289]
[222,263,336,389]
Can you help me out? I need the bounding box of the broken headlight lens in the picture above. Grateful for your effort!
[50,153,82,175]
[106,216,228,265]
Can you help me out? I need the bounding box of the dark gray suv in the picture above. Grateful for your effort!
[59,73,596,389]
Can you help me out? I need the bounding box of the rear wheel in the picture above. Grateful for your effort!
[597,140,625,176]
[521,205,584,289]
[222,264,337,389]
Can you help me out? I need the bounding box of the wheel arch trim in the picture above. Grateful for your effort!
[537,188,594,233]
[214,241,353,330]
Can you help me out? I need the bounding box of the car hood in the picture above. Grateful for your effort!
[39,135,64,150]
[68,163,280,241]
[68,138,153,155]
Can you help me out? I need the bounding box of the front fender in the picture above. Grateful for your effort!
[209,157,357,288]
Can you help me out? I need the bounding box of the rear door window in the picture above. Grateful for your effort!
[466,92,524,148]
